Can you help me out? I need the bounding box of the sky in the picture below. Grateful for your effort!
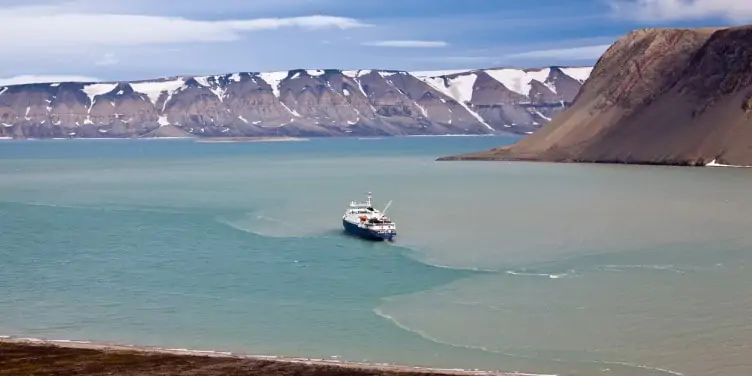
[0,0,751,84]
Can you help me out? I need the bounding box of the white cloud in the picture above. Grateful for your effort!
[362,40,449,48]
[0,1,614,80]
[35,0,344,16]
[95,53,119,66]
[0,75,101,86]
[0,5,368,50]
[503,44,612,60]
[410,56,493,63]
[609,0,752,22]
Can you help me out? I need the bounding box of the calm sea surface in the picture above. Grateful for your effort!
[1,136,750,376]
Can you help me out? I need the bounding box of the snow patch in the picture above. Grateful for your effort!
[445,74,477,103]
[210,86,227,102]
[415,102,428,117]
[277,99,300,117]
[193,76,210,87]
[157,115,169,127]
[342,70,372,78]
[131,79,185,105]
[410,69,475,78]
[706,159,751,168]
[419,76,493,131]
[230,73,242,82]
[259,71,288,98]
[560,67,593,83]
[351,78,371,100]
[534,110,551,121]
[306,69,325,76]
[381,71,407,77]
[82,83,117,104]
[0,87,7,96]
[238,115,248,123]
[484,68,550,97]
[420,74,476,104]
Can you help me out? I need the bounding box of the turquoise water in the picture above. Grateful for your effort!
[1,136,751,376]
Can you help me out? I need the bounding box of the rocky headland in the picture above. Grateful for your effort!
[438,25,752,166]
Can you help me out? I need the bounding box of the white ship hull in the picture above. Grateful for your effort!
[341,192,396,241]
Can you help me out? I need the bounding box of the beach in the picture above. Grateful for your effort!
[0,337,543,376]
[195,137,309,143]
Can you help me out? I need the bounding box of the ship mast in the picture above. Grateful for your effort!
[366,192,372,207]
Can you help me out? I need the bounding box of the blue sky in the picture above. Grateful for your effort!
[0,0,749,84]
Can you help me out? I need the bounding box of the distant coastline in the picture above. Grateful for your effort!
[0,134,511,142]
[0,336,549,376]
[0,66,591,140]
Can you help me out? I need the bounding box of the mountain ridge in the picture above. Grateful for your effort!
[0,66,592,139]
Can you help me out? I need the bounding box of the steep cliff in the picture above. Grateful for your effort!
[0,67,591,139]
[439,25,752,166]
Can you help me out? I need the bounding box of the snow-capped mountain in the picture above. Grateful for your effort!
[0,66,592,139]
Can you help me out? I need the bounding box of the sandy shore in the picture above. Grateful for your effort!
[195,137,309,143]
[0,336,552,376]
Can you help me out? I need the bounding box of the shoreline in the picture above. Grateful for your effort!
[195,136,310,143]
[435,154,752,168]
[0,133,515,142]
[0,335,551,376]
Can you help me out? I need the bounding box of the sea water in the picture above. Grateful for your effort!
[1,136,750,376]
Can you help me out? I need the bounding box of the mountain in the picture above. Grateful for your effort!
[438,25,752,166]
[0,67,592,139]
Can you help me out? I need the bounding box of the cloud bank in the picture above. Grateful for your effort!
[504,44,612,60]
[0,0,631,81]
[0,6,368,49]
[361,40,449,48]
[609,0,752,22]
[0,75,101,86]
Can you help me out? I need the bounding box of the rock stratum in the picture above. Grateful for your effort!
[438,25,752,166]
[0,67,591,139]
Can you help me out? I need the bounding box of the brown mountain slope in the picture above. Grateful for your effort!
[438,25,752,166]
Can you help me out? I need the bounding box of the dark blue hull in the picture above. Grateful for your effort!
[342,218,396,241]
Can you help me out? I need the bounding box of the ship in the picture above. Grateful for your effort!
[342,192,396,241]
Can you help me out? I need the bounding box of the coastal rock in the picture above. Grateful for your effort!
[0,67,591,139]
[438,25,752,166]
